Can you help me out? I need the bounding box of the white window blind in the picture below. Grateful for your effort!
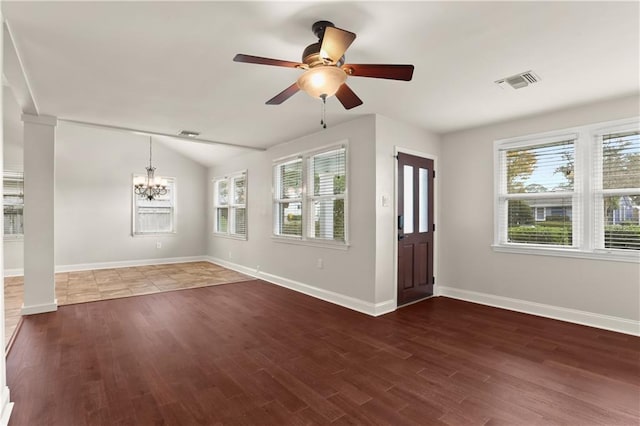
[3,171,24,237]
[498,139,576,247]
[133,177,175,235]
[598,130,640,250]
[213,171,247,239]
[307,148,346,241]
[273,145,348,245]
[274,159,303,237]
[494,118,640,261]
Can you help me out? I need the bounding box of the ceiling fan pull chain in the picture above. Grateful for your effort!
[320,94,327,129]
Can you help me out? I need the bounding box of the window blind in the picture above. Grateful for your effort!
[308,148,346,241]
[213,172,247,238]
[504,140,575,194]
[601,131,640,250]
[3,171,24,236]
[274,159,303,237]
[278,159,303,200]
[500,140,576,247]
[133,178,175,234]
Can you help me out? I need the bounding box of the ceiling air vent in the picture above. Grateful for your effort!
[495,70,540,90]
[178,130,200,138]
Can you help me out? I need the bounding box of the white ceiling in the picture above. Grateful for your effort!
[2,1,639,167]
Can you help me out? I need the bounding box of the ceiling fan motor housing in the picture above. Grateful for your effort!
[311,20,335,39]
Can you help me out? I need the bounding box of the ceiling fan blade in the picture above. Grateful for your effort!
[266,83,300,105]
[233,54,303,68]
[320,26,356,63]
[343,64,414,81]
[335,84,363,110]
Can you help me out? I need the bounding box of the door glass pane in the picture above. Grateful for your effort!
[403,165,414,234]
[419,168,429,233]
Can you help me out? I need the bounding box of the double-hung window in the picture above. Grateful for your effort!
[133,177,176,235]
[595,128,640,250]
[3,171,24,239]
[213,171,247,239]
[273,145,347,245]
[496,136,577,247]
[494,118,640,261]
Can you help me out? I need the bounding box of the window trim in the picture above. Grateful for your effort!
[212,170,248,240]
[493,117,640,262]
[131,174,177,236]
[272,142,349,249]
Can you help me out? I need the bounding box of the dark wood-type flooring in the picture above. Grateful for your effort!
[7,280,640,425]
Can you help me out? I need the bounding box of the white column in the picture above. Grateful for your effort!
[21,114,57,315]
[0,18,16,423]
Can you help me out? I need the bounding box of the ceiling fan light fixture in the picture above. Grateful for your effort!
[296,66,346,99]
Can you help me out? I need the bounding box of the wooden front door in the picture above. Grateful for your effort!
[397,152,434,306]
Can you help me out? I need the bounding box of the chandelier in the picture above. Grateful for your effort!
[134,137,167,200]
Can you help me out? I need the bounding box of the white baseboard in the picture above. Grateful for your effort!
[438,286,640,336]
[206,256,395,317]
[3,269,22,278]
[0,386,13,426]
[21,299,58,316]
[4,256,209,277]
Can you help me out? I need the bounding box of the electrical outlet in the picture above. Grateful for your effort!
[156,241,162,249]
[228,251,232,260]
[256,265,260,273]
[316,258,323,269]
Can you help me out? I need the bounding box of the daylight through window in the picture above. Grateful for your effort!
[494,118,640,260]
[133,176,175,235]
[213,171,247,239]
[273,145,347,245]
[3,171,24,238]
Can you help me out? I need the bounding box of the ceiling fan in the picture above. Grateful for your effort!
[233,20,414,110]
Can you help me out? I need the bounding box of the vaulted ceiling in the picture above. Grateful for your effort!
[3,1,639,165]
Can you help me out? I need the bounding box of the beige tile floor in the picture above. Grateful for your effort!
[4,261,253,347]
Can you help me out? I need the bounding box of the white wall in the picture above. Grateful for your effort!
[54,123,207,267]
[208,115,379,306]
[207,114,442,314]
[439,94,640,324]
[374,115,441,304]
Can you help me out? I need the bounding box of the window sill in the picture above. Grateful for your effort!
[272,236,350,251]
[132,232,177,238]
[212,232,247,241]
[4,235,23,242]
[492,244,640,263]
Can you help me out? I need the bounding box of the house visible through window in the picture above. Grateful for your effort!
[3,171,24,238]
[133,176,175,235]
[494,118,640,259]
[273,145,347,245]
[499,139,576,247]
[598,130,640,250]
[213,171,247,239]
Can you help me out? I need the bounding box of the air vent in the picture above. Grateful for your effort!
[178,130,200,138]
[495,70,540,90]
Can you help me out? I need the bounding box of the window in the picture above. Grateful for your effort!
[273,145,347,245]
[132,177,175,235]
[494,118,640,261]
[596,130,640,250]
[498,138,576,247]
[4,171,24,238]
[213,171,247,239]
